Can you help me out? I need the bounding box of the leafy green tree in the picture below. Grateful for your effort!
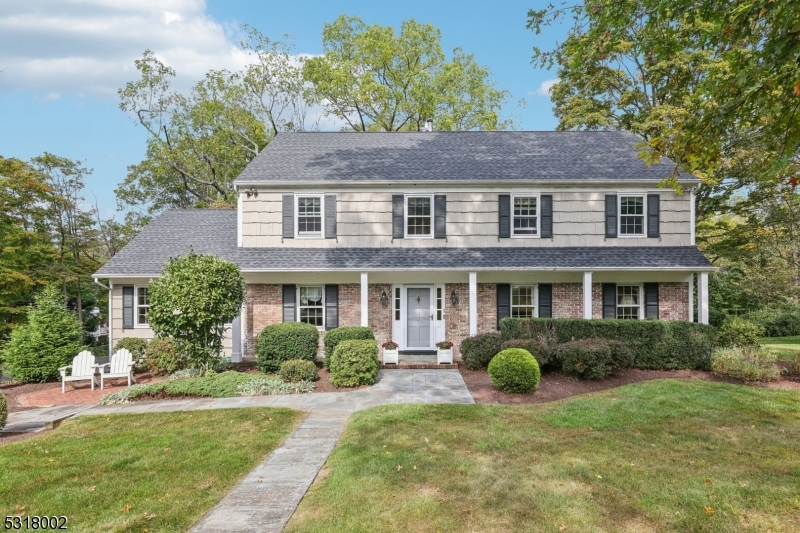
[304,15,514,131]
[147,251,245,369]
[2,286,85,383]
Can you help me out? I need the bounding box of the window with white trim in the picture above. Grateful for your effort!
[135,286,149,326]
[511,285,536,318]
[617,285,641,319]
[619,195,645,236]
[297,196,323,236]
[298,286,324,327]
[405,196,432,237]
[512,195,538,236]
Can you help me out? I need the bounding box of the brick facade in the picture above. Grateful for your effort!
[445,284,469,357]
[244,284,282,358]
[659,282,689,321]
[552,283,583,318]
[369,283,394,352]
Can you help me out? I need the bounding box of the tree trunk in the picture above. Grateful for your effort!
[76,277,83,325]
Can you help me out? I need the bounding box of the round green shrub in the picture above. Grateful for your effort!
[0,391,7,430]
[146,338,187,375]
[330,339,379,388]
[487,348,541,393]
[279,359,319,382]
[323,326,375,369]
[461,333,504,370]
[501,338,553,367]
[114,337,149,369]
[256,322,319,373]
[717,317,764,347]
[554,338,633,380]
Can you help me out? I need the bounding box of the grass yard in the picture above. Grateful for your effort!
[286,380,800,533]
[0,407,303,533]
[762,336,800,356]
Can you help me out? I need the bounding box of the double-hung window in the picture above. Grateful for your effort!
[298,286,324,327]
[511,285,536,318]
[616,285,641,319]
[135,287,149,326]
[512,195,539,236]
[297,196,323,236]
[619,195,645,236]
[405,195,432,237]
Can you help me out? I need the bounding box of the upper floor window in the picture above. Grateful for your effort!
[297,196,323,236]
[511,285,536,317]
[406,195,432,237]
[617,285,641,319]
[298,286,324,327]
[136,286,149,326]
[619,195,645,236]
[512,195,539,236]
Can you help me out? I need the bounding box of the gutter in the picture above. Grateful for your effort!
[233,178,702,188]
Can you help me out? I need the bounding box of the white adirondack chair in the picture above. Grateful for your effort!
[59,350,98,393]
[95,348,136,390]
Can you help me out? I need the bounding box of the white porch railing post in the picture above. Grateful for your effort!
[360,272,369,327]
[583,271,593,319]
[469,272,477,336]
[699,272,709,325]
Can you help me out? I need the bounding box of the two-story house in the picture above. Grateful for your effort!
[94,131,715,362]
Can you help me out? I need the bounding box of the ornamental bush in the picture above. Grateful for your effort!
[554,338,633,380]
[744,307,800,337]
[329,339,379,387]
[487,348,541,393]
[500,318,716,370]
[256,322,319,373]
[711,345,781,382]
[2,286,84,383]
[500,339,553,367]
[460,333,504,370]
[145,338,187,375]
[0,391,7,430]
[279,359,319,382]
[114,337,149,369]
[323,326,375,368]
[717,317,764,347]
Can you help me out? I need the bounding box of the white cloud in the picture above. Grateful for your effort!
[0,0,256,97]
[529,78,560,96]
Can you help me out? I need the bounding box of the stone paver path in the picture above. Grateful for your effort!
[3,370,473,532]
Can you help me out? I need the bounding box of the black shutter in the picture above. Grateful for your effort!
[434,195,446,239]
[602,283,617,319]
[496,283,511,330]
[282,195,294,239]
[282,284,296,322]
[647,194,660,238]
[645,283,659,319]
[538,284,552,318]
[605,195,618,238]
[122,286,134,329]
[498,194,511,238]
[324,195,337,239]
[392,195,404,239]
[540,194,553,238]
[325,284,339,330]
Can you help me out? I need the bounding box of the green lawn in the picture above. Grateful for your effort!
[286,380,800,533]
[762,336,800,356]
[1,408,303,533]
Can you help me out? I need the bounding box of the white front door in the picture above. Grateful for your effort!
[406,287,433,349]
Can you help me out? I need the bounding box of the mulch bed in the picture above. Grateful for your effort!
[461,367,800,405]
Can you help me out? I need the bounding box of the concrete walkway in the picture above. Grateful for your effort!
[3,370,473,533]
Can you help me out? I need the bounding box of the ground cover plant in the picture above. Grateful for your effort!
[286,380,800,533]
[0,408,301,532]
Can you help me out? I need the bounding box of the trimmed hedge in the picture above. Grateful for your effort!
[554,338,633,380]
[487,348,541,393]
[500,339,553,367]
[460,333,504,370]
[329,339,379,388]
[256,322,319,373]
[145,338,186,375]
[279,359,319,382]
[323,327,375,369]
[0,391,7,430]
[500,318,716,370]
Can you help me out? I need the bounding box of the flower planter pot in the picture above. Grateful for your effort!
[383,349,399,364]
[437,348,453,364]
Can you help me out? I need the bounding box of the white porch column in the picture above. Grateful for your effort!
[469,272,477,336]
[688,274,694,322]
[698,272,709,325]
[360,272,369,327]
[582,271,593,319]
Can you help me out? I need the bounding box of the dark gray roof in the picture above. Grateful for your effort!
[234,131,693,184]
[94,209,713,277]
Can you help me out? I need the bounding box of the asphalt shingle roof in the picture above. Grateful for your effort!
[234,131,694,184]
[94,210,714,277]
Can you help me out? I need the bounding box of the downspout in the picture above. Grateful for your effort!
[94,278,112,357]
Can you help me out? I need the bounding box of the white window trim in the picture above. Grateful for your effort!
[294,194,325,238]
[511,284,538,318]
[616,284,644,320]
[134,285,149,328]
[404,194,435,239]
[297,285,325,330]
[510,193,541,238]
[617,193,647,238]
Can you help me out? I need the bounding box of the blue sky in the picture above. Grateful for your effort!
[0,0,567,215]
